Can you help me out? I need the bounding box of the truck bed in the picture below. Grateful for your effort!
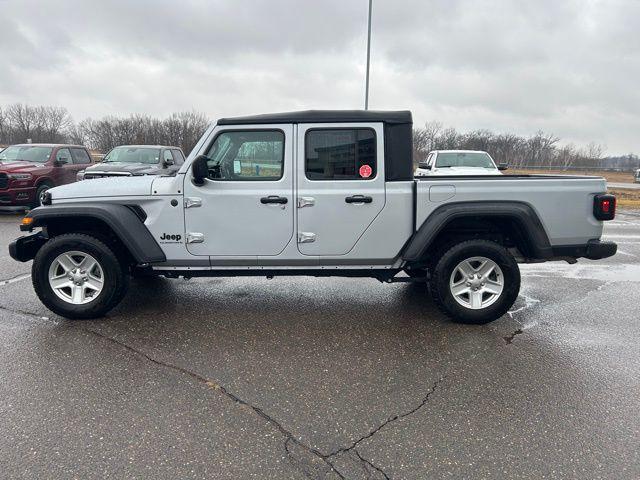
[414,174,608,246]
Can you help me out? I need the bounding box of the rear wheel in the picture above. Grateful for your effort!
[32,234,129,319]
[429,239,520,324]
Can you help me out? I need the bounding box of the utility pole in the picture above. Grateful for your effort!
[364,0,372,110]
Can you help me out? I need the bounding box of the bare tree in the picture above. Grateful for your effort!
[0,107,6,144]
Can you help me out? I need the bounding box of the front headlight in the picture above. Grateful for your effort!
[8,173,33,180]
[77,170,85,181]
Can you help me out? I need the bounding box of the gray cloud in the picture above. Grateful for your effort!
[0,0,637,154]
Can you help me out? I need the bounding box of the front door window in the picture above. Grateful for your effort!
[203,130,284,181]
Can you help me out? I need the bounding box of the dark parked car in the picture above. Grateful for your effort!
[77,145,185,180]
[0,143,92,208]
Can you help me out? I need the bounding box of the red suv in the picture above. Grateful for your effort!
[0,144,92,209]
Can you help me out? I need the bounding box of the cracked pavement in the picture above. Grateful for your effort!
[0,211,639,479]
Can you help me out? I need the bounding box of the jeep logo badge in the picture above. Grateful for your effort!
[160,233,182,242]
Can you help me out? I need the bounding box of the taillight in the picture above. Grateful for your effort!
[593,194,616,221]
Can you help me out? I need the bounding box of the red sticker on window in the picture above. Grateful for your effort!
[359,164,372,178]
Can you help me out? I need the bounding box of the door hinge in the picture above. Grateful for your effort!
[297,197,315,208]
[186,232,205,244]
[298,232,316,244]
[184,197,202,208]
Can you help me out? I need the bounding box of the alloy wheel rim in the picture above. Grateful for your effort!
[449,256,504,310]
[48,251,104,305]
[39,187,49,206]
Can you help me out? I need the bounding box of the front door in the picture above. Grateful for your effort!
[183,125,294,256]
[54,148,81,185]
[296,123,385,256]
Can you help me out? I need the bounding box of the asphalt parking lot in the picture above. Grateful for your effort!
[0,211,638,479]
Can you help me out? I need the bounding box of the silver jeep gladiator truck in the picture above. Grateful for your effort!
[10,110,617,324]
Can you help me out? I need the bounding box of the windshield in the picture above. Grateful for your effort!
[0,146,53,163]
[103,147,161,164]
[436,152,495,168]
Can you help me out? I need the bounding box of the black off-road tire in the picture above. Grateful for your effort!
[32,234,129,319]
[405,268,428,279]
[429,239,520,324]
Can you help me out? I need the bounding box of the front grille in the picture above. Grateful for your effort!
[0,173,7,189]
[85,172,133,179]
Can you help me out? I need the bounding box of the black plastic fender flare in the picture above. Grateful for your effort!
[20,203,166,264]
[402,201,553,262]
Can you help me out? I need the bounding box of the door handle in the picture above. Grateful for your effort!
[345,195,373,204]
[260,195,288,205]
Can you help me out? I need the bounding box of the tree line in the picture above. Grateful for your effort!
[413,121,639,171]
[1,103,638,170]
[0,104,209,155]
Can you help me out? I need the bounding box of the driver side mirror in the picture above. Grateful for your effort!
[498,163,509,171]
[191,155,209,185]
[419,163,432,170]
[163,158,175,168]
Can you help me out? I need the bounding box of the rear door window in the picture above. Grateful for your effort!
[305,129,376,180]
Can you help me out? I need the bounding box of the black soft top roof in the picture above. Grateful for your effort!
[216,109,414,182]
[217,110,412,126]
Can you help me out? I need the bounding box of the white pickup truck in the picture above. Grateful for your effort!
[10,110,617,324]
[415,150,507,176]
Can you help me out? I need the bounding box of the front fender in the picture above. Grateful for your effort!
[19,203,166,264]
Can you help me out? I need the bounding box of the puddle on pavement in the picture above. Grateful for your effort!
[521,263,640,283]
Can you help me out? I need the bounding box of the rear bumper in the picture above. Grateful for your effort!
[551,240,617,260]
[0,186,36,206]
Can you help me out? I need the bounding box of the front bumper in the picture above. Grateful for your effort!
[551,240,617,261]
[0,186,36,206]
[9,232,48,262]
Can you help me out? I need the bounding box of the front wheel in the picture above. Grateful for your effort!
[33,183,51,208]
[429,239,520,324]
[32,234,129,319]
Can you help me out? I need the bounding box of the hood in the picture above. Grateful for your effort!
[85,162,160,175]
[432,167,500,176]
[0,160,49,173]
[50,175,156,201]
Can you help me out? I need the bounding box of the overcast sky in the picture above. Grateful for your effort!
[1,0,638,154]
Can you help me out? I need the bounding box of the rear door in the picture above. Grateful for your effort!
[296,123,385,256]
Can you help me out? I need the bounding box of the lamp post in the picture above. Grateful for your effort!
[364,0,372,110]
